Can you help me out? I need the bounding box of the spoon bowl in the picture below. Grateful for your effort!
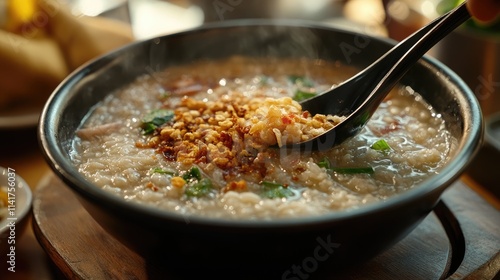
[290,1,471,151]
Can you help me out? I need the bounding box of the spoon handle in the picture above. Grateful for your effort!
[371,6,454,75]
[369,2,471,104]
[340,11,448,111]
[306,2,470,117]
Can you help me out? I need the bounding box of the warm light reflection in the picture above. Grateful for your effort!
[387,0,410,22]
[74,0,107,16]
[421,0,439,19]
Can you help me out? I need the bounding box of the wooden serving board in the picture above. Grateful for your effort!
[32,173,500,280]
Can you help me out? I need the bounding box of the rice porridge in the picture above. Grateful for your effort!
[71,56,456,220]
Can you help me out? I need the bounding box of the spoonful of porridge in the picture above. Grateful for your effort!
[284,1,470,151]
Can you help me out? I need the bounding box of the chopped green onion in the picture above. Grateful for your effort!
[179,167,213,197]
[141,109,174,134]
[317,157,332,169]
[159,91,172,100]
[142,123,157,135]
[185,178,213,197]
[262,187,293,199]
[152,167,176,175]
[289,75,317,101]
[331,167,374,174]
[182,166,202,181]
[261,181,283,188]
[288,75,315,88]
[371,139,391,152]
[261,181,294,199]
[316,158,373,174]
[293,90,317,102]
[258,75,269,85]
[142,109,175,124]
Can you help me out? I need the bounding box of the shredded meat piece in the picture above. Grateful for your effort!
[77,122,122,140]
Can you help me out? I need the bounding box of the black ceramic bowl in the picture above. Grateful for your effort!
[38,21,482,279]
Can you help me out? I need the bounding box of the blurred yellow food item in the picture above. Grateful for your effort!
[0,186,8,209]
[0,0,134,109]
[1,0,36,32]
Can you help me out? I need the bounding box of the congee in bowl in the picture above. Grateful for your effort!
[71,55,456,220]
[39,22,482,273]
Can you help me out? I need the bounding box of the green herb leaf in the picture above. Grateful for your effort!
[261,181,283,188]
[261,181,294,199]
[317,157,332,169]
[288,75,315,88]
[152,167,176,176]
[182,167,202,181]
[143,109,174,123]
[330,167,374,174]
[258,75,269,85]
[317,158,373,174]
[159,90,172,100]
[293,90,317,102]
[371,139,391,152]
[185,178,213,197]
[141,109,174,135]
[142,123,157,135]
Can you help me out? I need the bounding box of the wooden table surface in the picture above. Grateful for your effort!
[0,126,499,280]
[31,173,500,280]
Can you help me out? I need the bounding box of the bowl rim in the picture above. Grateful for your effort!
[38,19,484,228]
[0,166,33,233]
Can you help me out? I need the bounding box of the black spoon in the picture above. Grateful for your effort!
[286,1,471,151]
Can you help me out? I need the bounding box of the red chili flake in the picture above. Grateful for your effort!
[281,113,295,125]
[146,182,159,191]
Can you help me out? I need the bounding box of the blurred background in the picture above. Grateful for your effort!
[1,0,499,122]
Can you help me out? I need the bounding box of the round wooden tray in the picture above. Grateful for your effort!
[32,173,500,279]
